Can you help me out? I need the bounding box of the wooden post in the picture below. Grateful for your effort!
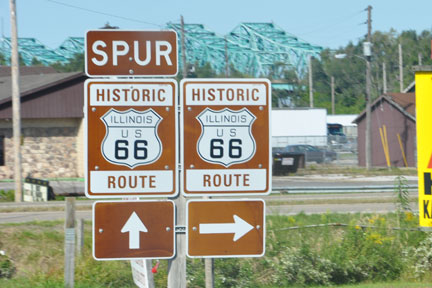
[64,197,75,288]
[331,76,335,115]
[225,36,229,77]
[399,43,403,92]
[9,0,22,202]
[76,218,84,256]
[382,62,387,94]
[308,55,313,108]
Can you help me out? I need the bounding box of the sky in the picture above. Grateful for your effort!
[0,0,431,50]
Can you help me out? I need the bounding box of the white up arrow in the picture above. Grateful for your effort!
[199,215,254,242]
[121,212,148,249]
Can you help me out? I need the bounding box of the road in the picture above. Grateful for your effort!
[0,193,419,224]
[0,201,418,224]
[0,175,418,195]
[0,175,419,223]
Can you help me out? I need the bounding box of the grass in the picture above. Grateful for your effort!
[294,166,418,177]
[266,196,418,206]
[0,212,431,287]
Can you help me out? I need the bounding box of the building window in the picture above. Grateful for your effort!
[0,136,4,166]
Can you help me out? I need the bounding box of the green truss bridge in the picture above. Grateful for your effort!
[0,22,321,79]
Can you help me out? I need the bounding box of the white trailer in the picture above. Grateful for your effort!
[271,108,327,148]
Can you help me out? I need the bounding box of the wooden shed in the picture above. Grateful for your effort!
[354,92,416,167]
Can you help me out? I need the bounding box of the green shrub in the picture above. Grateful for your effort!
[0,190,14,202]
[0,254,16,279]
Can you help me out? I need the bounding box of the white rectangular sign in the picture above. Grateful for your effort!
[89,83,174,106]
[90,171,173,193]
[185,169,267,192]
[185,82,268,106]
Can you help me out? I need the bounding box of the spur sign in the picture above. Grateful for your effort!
[85,30,178,77]
[84,79,178,198]
[181,79,272,196]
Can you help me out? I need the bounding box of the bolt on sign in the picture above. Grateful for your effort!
[85,79,178,198]
[181,79,272,196]
[93,200,175,260]
[187,199,265,258]
[85,30,177,77]
[415,69,432,227]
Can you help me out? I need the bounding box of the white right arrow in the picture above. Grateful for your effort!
[121,211,148,249]
[199,215,254,242]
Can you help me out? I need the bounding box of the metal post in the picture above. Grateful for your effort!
[167,196,186,288]
[9,0,22,202]
[308,55,313,108]
[167,15,187,288]
[64,198,76,288]
[204,194,214,288]
[205,258,214,288]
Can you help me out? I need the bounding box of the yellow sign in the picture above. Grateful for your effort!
[415,71,432,227]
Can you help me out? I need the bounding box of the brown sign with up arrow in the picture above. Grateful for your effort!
[93,200,175,260]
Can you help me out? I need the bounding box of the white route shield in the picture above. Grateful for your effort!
[196,108,256,167]
[101,108,162,168]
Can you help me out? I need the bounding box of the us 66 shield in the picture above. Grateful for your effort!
[85,79,178,198]
[181,79,271,196]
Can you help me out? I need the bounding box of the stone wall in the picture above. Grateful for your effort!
[0,119,81,179]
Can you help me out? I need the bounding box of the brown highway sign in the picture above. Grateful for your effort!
[85,30,178,77]
[84,79,178,198]
[93,200,175,260]
[181,79,272,196]
[187,199,265,258]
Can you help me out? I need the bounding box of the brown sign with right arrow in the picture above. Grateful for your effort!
[187,199,265,258]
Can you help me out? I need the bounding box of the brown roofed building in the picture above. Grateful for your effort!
[354,92,416,168]
[0,68,87,179]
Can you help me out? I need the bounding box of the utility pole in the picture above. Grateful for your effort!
[398,43,403,92]
[180,15,187,79]
[418,52,423,66]
[382,62,387,94]
[225,36,229,77]
[365,5,372,170]
[308,55,313,108]
[9,0,22,202]
[167,15,187,288]
[331,76,335,114]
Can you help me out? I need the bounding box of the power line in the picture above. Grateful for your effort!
[46,0,163,28]
[298,9,364,36]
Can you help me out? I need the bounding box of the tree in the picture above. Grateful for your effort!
[0,52,6,65]
[51,53,84,72]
